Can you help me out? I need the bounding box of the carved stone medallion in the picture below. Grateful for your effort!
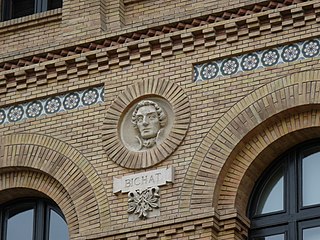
[103,79,190,169]
[121,98,173,151]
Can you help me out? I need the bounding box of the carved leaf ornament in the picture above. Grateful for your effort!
[128,187,160,219]
[103,79,190,169]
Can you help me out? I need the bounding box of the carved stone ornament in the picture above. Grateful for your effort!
[103,79,190,169]
[131,100,167,150]
[128,187,160,220]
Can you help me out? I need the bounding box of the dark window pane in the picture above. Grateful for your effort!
[47,0,62,10]
[6,207,34,240]
[49,209,69,240]
[255,234,285,240]
[12,0,35,19]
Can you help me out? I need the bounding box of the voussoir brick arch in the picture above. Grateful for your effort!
[219,109,320,217]
[0,170,79,238]
[180,70,320,213]
[0,133,109,234]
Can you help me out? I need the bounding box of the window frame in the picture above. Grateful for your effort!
[1,0,62,21]
[0,197,68,240]
[248,139,320,239]
[298,218,320,239]
[249,225,288,240]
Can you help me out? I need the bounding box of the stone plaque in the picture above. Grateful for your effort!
[113,166,174,193]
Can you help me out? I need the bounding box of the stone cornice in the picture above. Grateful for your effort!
[0,0,317,95]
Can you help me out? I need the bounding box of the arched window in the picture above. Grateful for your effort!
[248,140,320,240]
[0,198,69,240]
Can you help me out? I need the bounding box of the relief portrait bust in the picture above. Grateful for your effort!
[103,79,190,169]
[131,100,167,150]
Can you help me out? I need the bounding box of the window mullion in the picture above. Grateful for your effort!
[43,0,48,12]
[34,0,44,13]
[45,206,50,240]
[34,200,45,240]
[0,209,3,240]
[288,221,296,239]
[3,208,9,240]
[2,0,12,21]
[287,150,299,239]
[41,0,48,12]
[288,151,297,216]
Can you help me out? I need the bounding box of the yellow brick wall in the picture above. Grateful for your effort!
[124,0,265,27]
[0,0,319,239]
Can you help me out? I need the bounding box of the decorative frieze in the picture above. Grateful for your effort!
[194,38,320,82]
[0,86,104,125]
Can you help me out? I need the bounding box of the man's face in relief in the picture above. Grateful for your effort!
[135,105,160,139]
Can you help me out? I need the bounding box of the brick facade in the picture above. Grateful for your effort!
[0,0,319,239]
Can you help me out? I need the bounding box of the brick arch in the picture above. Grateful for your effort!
[180,70,320,212]
[219,110,320,217]
[0,133,109,233]
[0,169,79,237]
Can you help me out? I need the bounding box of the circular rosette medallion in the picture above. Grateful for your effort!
[26,101,43,118]
[63,93,80,110]
[103,79,190,169]
[82,89,99,106]
[221,58,239,76]
[45,97,61,114]
[261,49,279,67]
[8,106,24,122]
[240,54,259,71]
[281,44,300,62]
[200,62,219,80]
[302,40,320,58]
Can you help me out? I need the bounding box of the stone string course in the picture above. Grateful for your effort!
[0,86,104,125]
[0,0,318,94]
[194,38,320,81]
